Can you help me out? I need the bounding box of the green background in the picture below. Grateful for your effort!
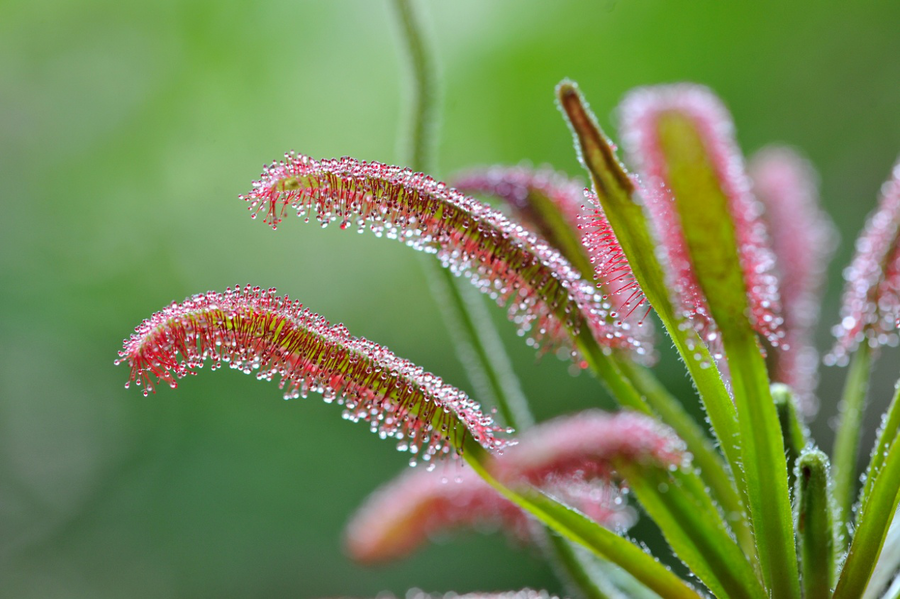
[2,1,900,597]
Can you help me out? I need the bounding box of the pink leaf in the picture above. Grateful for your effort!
[828,158,900,365]
[241,154,651,364]
[619,84,785,355]
[454,165,654,347]
[118,285,510,462]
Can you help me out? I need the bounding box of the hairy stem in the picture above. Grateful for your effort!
[859,380,900,522]
[834,410,900,598]
[616,357,752,551]
[725,326,800,599]
[545,534,620,599]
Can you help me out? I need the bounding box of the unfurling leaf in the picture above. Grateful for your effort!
[240,154,650,363]
[794,449,838,597]
[118,285,509,461]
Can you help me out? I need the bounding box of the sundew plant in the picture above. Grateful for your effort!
[117,2,900,598]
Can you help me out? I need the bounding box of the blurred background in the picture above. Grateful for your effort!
[2,0,900,597]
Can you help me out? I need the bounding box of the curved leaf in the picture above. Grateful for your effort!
[241,154,650,363]
[118,285,509,461]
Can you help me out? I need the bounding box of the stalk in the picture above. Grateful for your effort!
[859,380,900,519]
[834,418,900,597]
[392,0,532,430]
[391,3,614,597]
[833,343,873,539]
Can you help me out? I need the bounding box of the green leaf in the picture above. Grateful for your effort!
[565,543,665,599]
[654,113,752,332]
[545,534,627,599]
[857,382,900,599]
[859,378,900,523]
[556,80,749,547]
[834,418,900,598]
[654,113,800,598]
[119,286,511,459]
[615,358,751,549]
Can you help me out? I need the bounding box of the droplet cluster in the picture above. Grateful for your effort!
[453,165,654,358]
[240,154,649,363]
[750,147,837,415]
[828,159,900,365]
[345,431,635,564]
[581,189,652,329]
[620,85,786,356]
[117,285,509,461]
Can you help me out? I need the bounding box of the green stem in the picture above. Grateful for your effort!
[546,534,621,599]
[833,343,873,540]
[575,327,650,412]
[580,330,740,519]
[724,326,800,599]
[391,4,615,596]
[425,265,534,428]
[462,438,703,599]
[392,0,435,172]
[577,330,763,594]
[620,464,767,599]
